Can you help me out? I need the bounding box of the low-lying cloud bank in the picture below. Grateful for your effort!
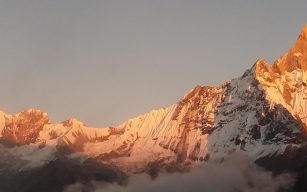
[65,153,295,192]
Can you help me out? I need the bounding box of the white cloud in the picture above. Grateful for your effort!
[65,153,295,192]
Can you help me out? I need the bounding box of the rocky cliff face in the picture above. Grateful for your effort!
[1,25,307,192]
[0,109,50,145]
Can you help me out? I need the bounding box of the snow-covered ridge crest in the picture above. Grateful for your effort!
[0,25,307,173]
[255,25,307,128]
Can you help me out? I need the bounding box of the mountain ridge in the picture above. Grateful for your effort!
[1,25,307,192]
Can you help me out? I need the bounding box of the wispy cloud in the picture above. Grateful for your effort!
[64,153,295,192]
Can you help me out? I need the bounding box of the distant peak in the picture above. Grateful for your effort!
[19,108,48,118]
[293,24,307,50]
[269,24,307,73]
[61,118,84,127]
[253,59,273,79]
[255,58,267,66]
[181,85,203,102]
[299,24,307,39]
[24,108,46,114]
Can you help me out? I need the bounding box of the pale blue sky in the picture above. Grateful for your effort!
[0,0,306,127]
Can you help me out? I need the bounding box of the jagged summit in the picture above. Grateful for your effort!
[271,25,307,73]
[253,25,307,77]
[253,25,307,129]
[299,24,307,39]
[61,118,84,127]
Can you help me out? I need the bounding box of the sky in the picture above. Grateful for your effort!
[0,0,306,127]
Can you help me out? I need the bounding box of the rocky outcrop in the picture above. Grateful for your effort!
[0,109,50,146]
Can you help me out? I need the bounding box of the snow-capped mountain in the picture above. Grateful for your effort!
[1,25,307,192]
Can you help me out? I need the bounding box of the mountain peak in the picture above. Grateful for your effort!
[16,108,49,122]
[0,108,50,145]
[23,108,48,116]
[61,118,84,127]
[292,24,307,53]
[270,25,307,73]
[299,24,307,39]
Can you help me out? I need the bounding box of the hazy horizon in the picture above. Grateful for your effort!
[1,0,307,127]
